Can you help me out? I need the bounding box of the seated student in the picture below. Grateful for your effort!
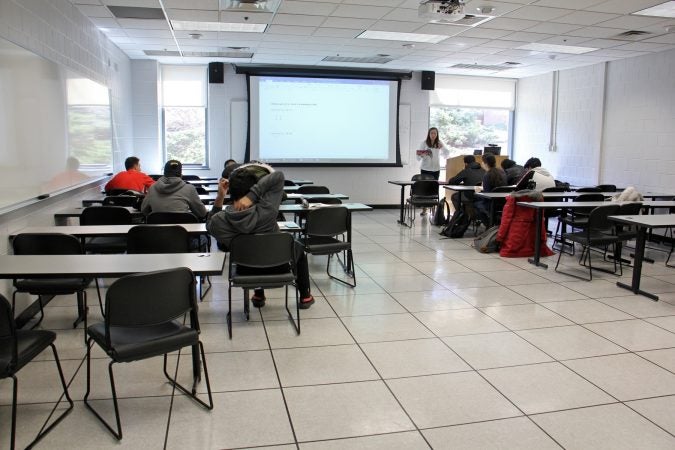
[224,159,237,170]
[515,157,556,191]
[447,155,485,212]
[140,160,207,219]
[500,159,524,185]
[105,156,155,194]
[474,154,508,225]
[206,163,315,309]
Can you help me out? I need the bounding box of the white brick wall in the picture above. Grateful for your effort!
[513,73,553,167]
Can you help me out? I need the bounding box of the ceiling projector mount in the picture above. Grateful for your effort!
[419,0,466,22]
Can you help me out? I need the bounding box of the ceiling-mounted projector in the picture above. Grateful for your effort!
[419,0,466,22]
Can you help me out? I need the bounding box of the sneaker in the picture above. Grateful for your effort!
[251,295,266,308]
[420,208,427,216]
[299,295,315,309]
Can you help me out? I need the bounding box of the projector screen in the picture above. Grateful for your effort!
[248,75,400,166]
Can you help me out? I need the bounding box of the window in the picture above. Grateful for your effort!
[429,75,515,159]
[161,65,207,167]
[66,75,112,170]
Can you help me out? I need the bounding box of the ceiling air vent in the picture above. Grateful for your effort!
[322,55,394,64]
[613,30,653,41]
[108,6,166,20]
[450,63,516,71]
[144,50,181,56]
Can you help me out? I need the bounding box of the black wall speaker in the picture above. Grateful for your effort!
[421,71,435,90]
[208,62,224,84]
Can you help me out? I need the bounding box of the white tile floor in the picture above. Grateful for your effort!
[2,209,675,449]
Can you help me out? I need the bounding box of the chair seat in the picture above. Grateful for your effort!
[230,272,296,287]
[407,196,438,207]
[560,216,589,227]
[14,278,91,294]
[0,330,56,377]
[305,236,351,255]
[88,321,198,363]
[562,230,618,246]
[85,237,127,253]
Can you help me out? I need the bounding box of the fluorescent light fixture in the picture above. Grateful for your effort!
[633,1,675,18]
[171,20,267,33]
[357,30,449,44]
[517,43,598,54]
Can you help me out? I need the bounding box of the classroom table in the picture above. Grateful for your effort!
[290,179,313,185]
[84,194,217,207]
[442,185,479,213]
[609,214,675,301]
[55,207,144,225]
[516,200,675,269]
[388,180,448,225]
[285,193,349,201]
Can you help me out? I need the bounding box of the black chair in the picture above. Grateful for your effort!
[227,233,299,338]
[105,188,132,196]
[608,202,644,269]
[411,173,436,181]
[194,186,208,195]
[298,185,330,194]
[0,294,74,450]
[596,184,617,192]
[575,187,601,192]
[542,186,570,231]
[553,193,606,255]
[149,174,162,181]
[80,206,133,254]
[488,186,516,225]
[284,179,298,186]
[84,268,213,440]
[404,180,439,226]
[306,197,342,204]
[555,204,621,281]
[303,206,355,288]
[12,233,95,339]
[102,195,141,209]
[126,225,190,254]
[181,175,201,181]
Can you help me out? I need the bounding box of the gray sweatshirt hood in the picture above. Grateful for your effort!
[532,167,552,177]
[153,176,186,194]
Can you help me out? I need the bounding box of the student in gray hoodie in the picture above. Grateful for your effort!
[140,160,207,219]
[206,163,315,309]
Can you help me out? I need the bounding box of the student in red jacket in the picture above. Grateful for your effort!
[496,190,554,258]
[105,156,155,193]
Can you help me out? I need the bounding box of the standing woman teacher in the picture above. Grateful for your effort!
[416,127,448,180]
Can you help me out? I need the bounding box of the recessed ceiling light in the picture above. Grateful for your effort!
[517,43,598,54]
[357,30,449,44]
[633,1,675,18]
[171,20,267,33]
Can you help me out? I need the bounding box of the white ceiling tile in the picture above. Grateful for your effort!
[72,0,104,5]
[162,0,218,9]
[643,33,675,44]
[503,31,554,41]
[533,0,606,8]
[577,38,624,48]
[117,18,170,30]
[537,35,591,45]
[438,36,490,47]
[312,27,361,37]
[173,30,219,40]
[457,27,514,39]
[587,48,651,57]
[320,16,376,29]
[482,17,541,31]
[76,4,113,17]
[331,4,392,19]
[613,41,674,51]
[124,28,173,38]
[565,26,625,38]
[584,0,667,15]
[413,24,469,37]
[525,22,581,34]
[343,0,405,6]
[551,10,620,25]
[91,17,120,28]
[380,8,428,23]
[219,12,273,23]
[369,20,421,33]
[278,1,339,16]
[166,9,218,21]
[101,28,127,36]
[266,24,316,35]
[505,6,574,21]
[597,15,669,29]
[498,48,544,57]
[456,46,504,54]
[463,0,523,16]
[273,13,325,26]
[101,0,158,6]
[483,39,531,49]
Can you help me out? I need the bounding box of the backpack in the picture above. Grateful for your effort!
[430,198,451,226]
[440,209,470,238]
[473,225,500,253]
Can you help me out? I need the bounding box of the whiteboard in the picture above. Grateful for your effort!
[0,37,112,212]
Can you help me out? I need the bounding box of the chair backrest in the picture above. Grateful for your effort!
[491,186,515,193]
[181,175,200,181]
[576,187,601,192]
[596,184,617,192]
[13,233,83,255]
[147,211,200,224]
[80,206,133,225]
[306,206,349,237]
[194,186,208,195]
[149,174,162,181]
[105,268,195,330]
[102,195,139,208]
[0,294,17,373]
[588,204,621,231]
[411,173,435,181]
[306,197,342,204]
[574,193,605,202]
[229,233,294,268]
[542,187,568,193]
[411,180,439,197]
[617,202,643,216]
[105,188,131,196]
[284,179,297,186]
[298,185,330,194]
[127,225,190,254]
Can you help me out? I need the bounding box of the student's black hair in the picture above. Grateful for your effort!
[228,164,270,201]
[125,156,140,170]
[463,155,476,164]
[501,159,515,170]
[483,154,505,188]
[425,127,441,148]
[483,154,497,169]
[224,159,236,169]
[524,157,542,169]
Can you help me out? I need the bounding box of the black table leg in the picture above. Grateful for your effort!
[617,227,658,301]
[528,209,548,269]
[397,185,406,224]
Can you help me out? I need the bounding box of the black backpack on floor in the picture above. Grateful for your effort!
[440,209,470,238]
[430,198,451,226]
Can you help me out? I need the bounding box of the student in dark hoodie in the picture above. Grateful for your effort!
[206,163,315,309]
[500,159,524,185]
[447,155,486,212]
[141,160,208,219]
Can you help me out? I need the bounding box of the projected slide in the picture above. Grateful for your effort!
[250,76,399,165]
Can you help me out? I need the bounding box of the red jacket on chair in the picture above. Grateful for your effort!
[496,190,554,258]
